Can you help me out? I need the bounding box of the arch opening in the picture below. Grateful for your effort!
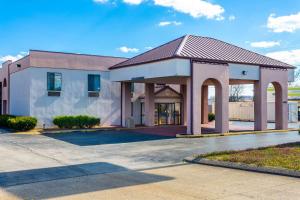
[267,81,284,130]
[201,78,223,133]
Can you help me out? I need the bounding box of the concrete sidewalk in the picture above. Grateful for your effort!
[2,164,300,200]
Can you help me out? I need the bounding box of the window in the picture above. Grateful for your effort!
[17,64,21,68]
[47,72,62,91]
[88,74,101,92]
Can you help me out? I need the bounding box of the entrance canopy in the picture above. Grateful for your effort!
[110,35,296,135]
[110,35,295,83]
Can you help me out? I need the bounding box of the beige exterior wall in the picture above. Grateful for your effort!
[254,67,289,130]
[191,62,229,134]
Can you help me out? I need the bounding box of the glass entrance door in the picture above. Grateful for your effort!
[155,103,181,125]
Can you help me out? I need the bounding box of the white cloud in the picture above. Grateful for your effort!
[266,49,300,66]
[158,21,182,26]
[0,52,28,63]
[145,46,153,50]
[267,12,300,33]
[93,0,109,3]
[154,0,224,20]
[229,15,235,21]
[118,46,139,53]
[123,0,143,5]
[250,41,280,48]
[94,0,143,5]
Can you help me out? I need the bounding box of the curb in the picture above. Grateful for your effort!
[41,125,186,135]
[184,157,300,178]
[176,129,299,138]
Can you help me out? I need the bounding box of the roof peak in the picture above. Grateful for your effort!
[110,35,295,69]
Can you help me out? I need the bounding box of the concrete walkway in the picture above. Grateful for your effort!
[0,130,300,199]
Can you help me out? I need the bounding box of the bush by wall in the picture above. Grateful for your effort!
[7,116,37,131]
[0,115,16,127]
[0,115,37,131]
[53,115,100,129]
[208,113,215,122]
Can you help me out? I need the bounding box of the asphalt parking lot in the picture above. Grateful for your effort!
[1,129,300,199]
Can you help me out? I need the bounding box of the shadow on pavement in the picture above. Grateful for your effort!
[0,128,12,134]
[1,162,173,199]
[44,130,173,146]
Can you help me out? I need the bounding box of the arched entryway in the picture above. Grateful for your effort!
[268,81,285,130]
[201,78,225,133]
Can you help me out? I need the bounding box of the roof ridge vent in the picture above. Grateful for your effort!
[175,35,190,56]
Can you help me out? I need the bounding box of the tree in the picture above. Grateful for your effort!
[294,68,300,84]
[229,85,244,102]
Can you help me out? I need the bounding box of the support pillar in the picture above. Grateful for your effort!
[214,83,229,133]
[144,83,155,126]
[186,78,192,134]
[121,82,132,127]
[275,82,288,130]
[192,79,202,135]
[201,85,209,124]
[180,85,187,126]
[254,81,267,131]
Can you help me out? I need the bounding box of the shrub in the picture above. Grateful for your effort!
[8,116,37,131]
[208,113,215,122]
[0,115,16,127]
[53,115,100,129]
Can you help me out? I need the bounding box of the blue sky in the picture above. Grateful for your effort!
[0,0,300,68]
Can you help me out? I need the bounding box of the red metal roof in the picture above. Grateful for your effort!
[110,35,295,69]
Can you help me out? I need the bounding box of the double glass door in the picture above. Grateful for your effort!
[155,103,181,125]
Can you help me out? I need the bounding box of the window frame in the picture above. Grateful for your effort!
[88,74,101,92]
[47,72,62,92]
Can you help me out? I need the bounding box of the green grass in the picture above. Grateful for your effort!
[201,143,300,171]
[288,93,300,97]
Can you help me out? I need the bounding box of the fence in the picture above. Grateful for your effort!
[211,101,298,123]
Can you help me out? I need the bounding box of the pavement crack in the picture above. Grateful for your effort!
[7,140,66,166]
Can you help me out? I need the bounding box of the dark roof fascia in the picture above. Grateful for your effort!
[109,54,295,70]
[29,49,128,60]
[188,57,295,69]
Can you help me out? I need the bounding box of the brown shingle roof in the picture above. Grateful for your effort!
[110,35,295,69]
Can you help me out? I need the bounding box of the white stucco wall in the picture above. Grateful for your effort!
[110,58,190,81]
[10,69,31,116]
[229,63,259,80]
[11,67,121,128]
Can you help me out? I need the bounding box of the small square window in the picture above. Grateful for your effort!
[17,64,21,68]
[88,74,101,92]
[47,72,62,92]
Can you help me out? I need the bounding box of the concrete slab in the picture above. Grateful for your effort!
[3,164,300,200]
